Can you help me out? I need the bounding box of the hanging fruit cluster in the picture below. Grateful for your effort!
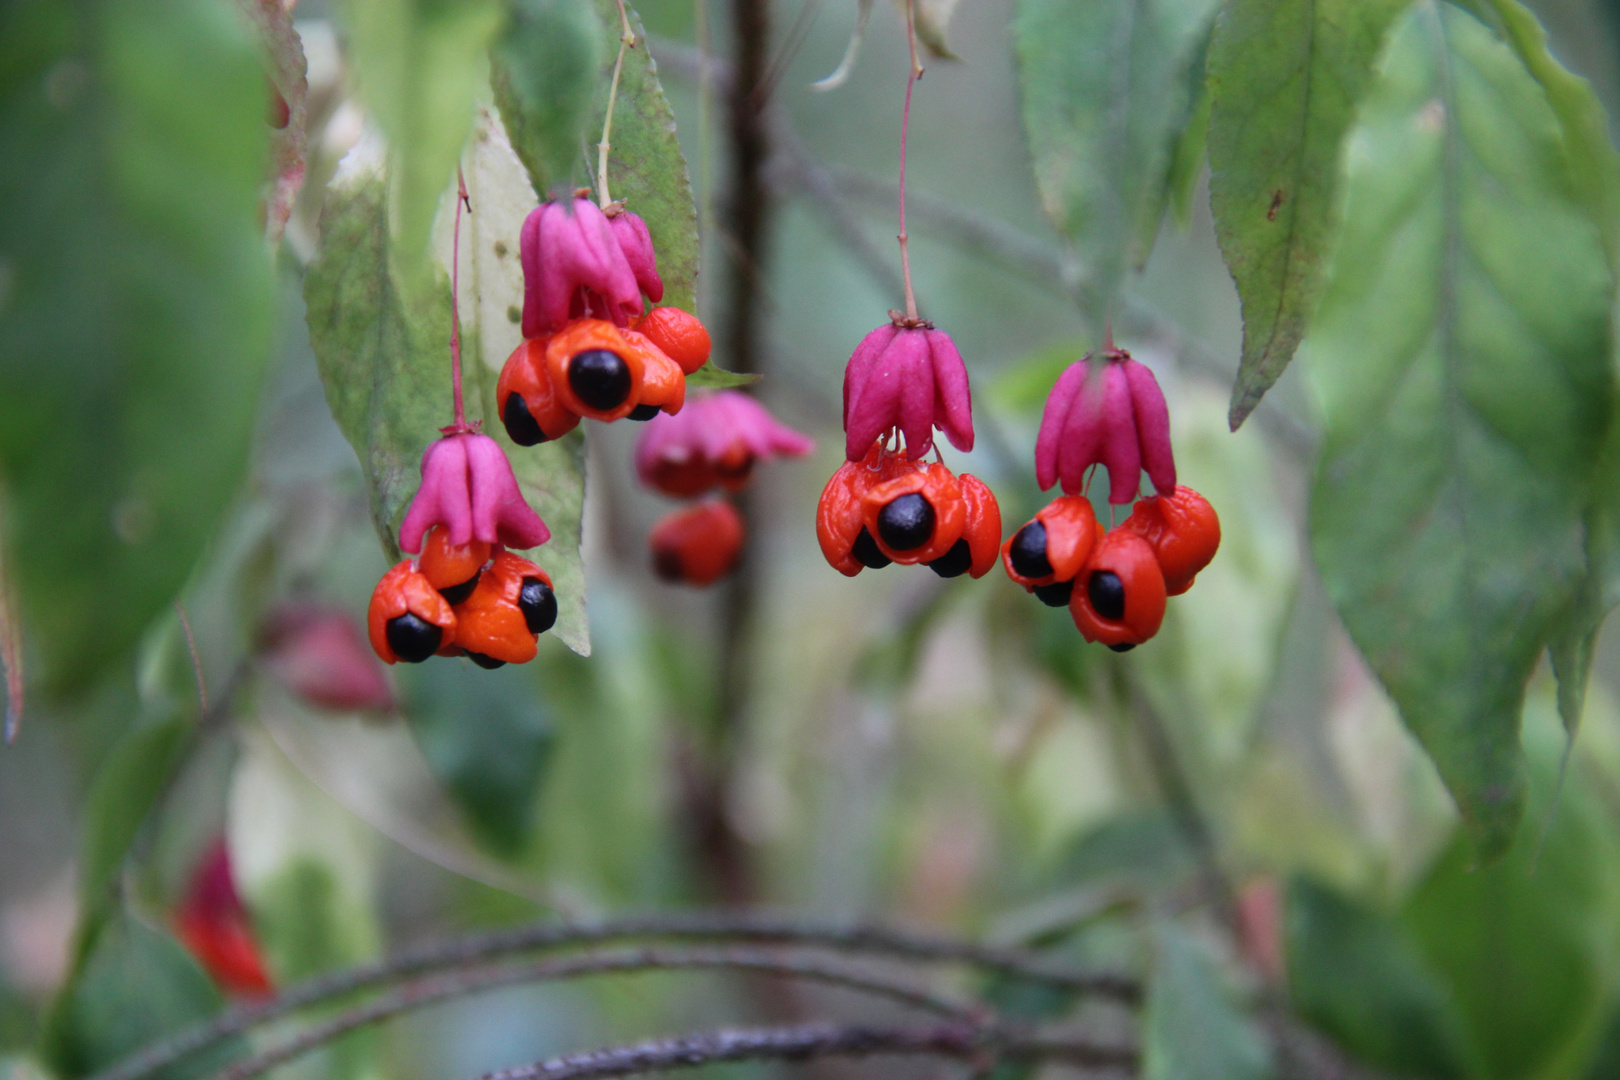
[496,195,709,444]
[1003,346,1220,651]
[636,390,814,585]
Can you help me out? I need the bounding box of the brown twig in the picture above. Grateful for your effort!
[207,947,981,1080]
[476,1021,1137,1080]
[91,913,1138,1080]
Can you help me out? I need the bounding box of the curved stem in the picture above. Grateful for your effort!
[89,913,1139,1080]
[896,0,922,323]
[476,1021,1137,1080]
[597,0,636,208]
[207,947,979,1080]
[449,169,470,431]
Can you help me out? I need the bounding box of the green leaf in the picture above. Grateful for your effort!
[76,714,193,942]
[1397,703,1620,1080]
[304,117,589,654]
[1208,0,1409,429]
[41,910,232,1080]
[490,0,604,194]
[0,0,274,692]
[1142,923,1270,1080]
[1477,0,1620,273]
[400,658,556,857]
[1286,877,1474,1080]
[590,0,699,315]
[335,0,505,264]
[1013,0,1220,332]
[1550,426,1620,740]
[684,363,760,390]
[1303,0,1613,860]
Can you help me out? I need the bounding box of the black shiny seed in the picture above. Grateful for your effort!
[1009,522,1053,579]
[878,493,935,552]
[466,651,507,669]
[1108,643,1136,653]
[567,349,632,411]
[1033,579,1074,607]
[851,528,892,569]
[519,576,558,634]
[1088,570,1126,621]
[653,547,685,582]
[627,403,660,421]
[502,393,549,446]
[928,538,973,578]
[437,569,481,606]
[385,613,441,663]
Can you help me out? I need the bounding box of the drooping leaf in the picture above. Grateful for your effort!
[490,0,604,194]
[1396,703,1620,1080]
[304,125,589,654]
[76,714,194,938]
[335,0,505,264]
[1303,0,1613,860]
[1013,0,1220,332]
[1142,923,1270,1080]
[0,0,274,692]
[237,0,309,246]
[41,910,235,1080]
[400,658,556,857]
[1550,423,1620,741]
[1208,0,1409,429]
[590,0,700,315]
[1286,877,1474,1080]
[1478,0,1620,272]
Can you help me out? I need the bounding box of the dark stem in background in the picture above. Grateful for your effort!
[689,0,775,909]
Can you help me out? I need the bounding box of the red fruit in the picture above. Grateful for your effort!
[937,474,1003,579]
[260,605,395,713]
[1123,485,1220,596]
[497,336,581,446]
[1002,495,1099,590]
[174,840,272,998]
[650,500,745,586]
[816,441,909,576]
[367,562,456,664]
[634,306,712,375]
[1069,528,1167,650]
[416,525,491,603]
[860,461,966,566]
[451,552,554,667]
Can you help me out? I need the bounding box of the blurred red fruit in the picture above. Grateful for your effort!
[261,604,395,712]
[174,839,273,998]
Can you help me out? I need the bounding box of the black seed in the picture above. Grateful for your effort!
[503,393,548,446]
[385,613,441,663]
[627,403,660,421]
[928,538,972,578]
[1088,570,1126,621]
[653,547,685,582]
[851,528,892,569]
[1108,643,1136,653]
[1033,579,1074,607]
[568,349,632,411]
[878,493,935,551]
[466,651,507,669]
[519,576,558,634]
[437,569,481,606]
[1009,522,1053,579]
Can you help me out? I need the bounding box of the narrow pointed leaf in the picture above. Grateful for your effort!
[1210,0,1409,429]
[336,0,505,264]
[0,0,274,692]
[490,0,604,194]
[1014,0,1220,331]
[1304,1,1613,860]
